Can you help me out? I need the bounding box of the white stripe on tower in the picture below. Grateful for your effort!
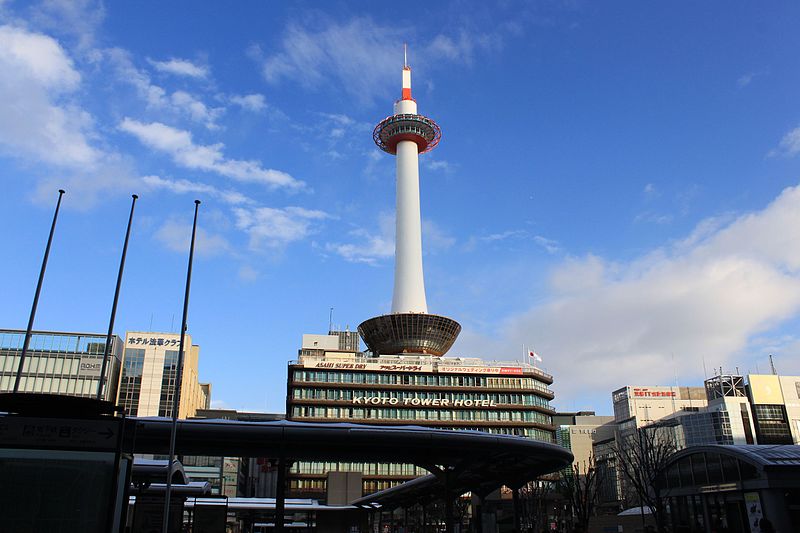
[391,62,427,314]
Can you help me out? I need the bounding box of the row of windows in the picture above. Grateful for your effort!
[0,374,99,396]
[289,479,326,492]
[118,349,145,416]
[293,370,552,394]
[0,354,96,376]
[291,461,427,476]
[291,387,552,409]
[158,351,179,417]
[291,406,552,425]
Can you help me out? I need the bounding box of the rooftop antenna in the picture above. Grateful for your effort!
[329,307,334,334]
[769,354,777,375]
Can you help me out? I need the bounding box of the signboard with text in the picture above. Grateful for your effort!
[306,361,434,373]
[438,366,523,375]
[631,387,676,399]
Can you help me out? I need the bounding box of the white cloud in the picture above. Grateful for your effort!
[422,219,456,252]
[28,0,106,51]
[0,24,80,89]
[107,48,167,107]
[149,58,208,78]
[233,206,330,249]
[261,17,400,103]
[260,17,505,104]
[170,90,223,129]
[0,25,140,208]
[0,23,123,201]
[737,73,753,88]
[325,214,452,264]
[327,213,395,264]
[459,184,800,407]
[238,264,259,282]
[119,119,304,190]
[464,229,538,252]
[533,235,560,254]
[154,217,230,256]
[424,159,452,172]
[108,50,221,128]
[230,93,267,112]
[141,175,252,205]
[769,126,800,158]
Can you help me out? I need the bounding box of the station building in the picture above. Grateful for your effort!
[286,331,557,498]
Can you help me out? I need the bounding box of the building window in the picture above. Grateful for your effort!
[158,350,180,417]
[119,348,145,416]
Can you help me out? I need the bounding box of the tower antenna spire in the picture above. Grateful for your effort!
[404,43,408,68]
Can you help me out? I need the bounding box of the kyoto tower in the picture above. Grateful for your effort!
[358,49,461,356]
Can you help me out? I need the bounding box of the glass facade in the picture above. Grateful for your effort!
[752,404,793,444]
[158,350,179,417]
[117,348,144,416]
[292,369,553,394]
[292,386,552,408]
[680,411,734,445]
[0,330,122,401]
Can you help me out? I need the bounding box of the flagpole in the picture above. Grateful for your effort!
[14,189,65,393]
[97,194,138,401]
[162,200,201,533]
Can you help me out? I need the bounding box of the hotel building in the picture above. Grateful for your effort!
[117,331,210,418]
[286,331,556,498]
[0,328,122,402]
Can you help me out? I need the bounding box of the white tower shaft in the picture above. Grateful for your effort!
[390,67,428,314]
[392,138,427,313]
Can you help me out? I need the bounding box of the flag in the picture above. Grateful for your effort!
[528,350,543,363]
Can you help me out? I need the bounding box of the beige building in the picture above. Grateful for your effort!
[117,331,210,418]
[556,413,615,469]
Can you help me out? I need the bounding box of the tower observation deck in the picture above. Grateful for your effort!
[358,52,461,357]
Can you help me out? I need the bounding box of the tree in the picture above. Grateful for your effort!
[557,454,604,532]
[519,477,555,532]
[612,422,678,533]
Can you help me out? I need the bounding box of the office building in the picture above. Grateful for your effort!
[287,331,556,498]
[0,328,122,401]
[117,331,210,418]
[612,385,707,429]
[555,412,615,469]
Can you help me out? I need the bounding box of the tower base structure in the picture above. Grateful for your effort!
[358,313,461,357]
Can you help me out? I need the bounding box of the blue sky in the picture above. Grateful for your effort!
[2,1,800,415]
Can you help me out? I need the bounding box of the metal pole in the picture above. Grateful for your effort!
[96,194,138,401]
[14,189,65,393]
[275,457,287,532]
[162,200,201,533]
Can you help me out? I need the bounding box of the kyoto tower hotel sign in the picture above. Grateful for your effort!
[359,52,461,357]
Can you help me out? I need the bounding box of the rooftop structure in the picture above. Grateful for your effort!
[358,54,460,357]
[0,328,122,402]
